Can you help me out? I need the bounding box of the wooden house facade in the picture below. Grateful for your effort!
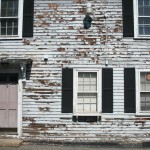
[0,0,150,143]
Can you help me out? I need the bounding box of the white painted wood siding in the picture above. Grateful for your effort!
[0,0,150,142]
[113,68,124,114]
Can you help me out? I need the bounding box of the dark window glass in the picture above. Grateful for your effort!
[0,0,18,36]
[0,19,18,35]
[1,0,18,17]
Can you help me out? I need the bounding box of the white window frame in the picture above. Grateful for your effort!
[134,0,150,38]
[136,69,150,115]
[0,0,23,39]
[73,68,102,116]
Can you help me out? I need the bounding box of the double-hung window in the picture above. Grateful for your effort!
[73,69,101,115]
[62,68,113,115]
[123,0,150,38]
[137,70,150,113]
[0,0,23,38]
[134,0,150,37]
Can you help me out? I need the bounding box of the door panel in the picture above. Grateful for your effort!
[0,84,8,127]
[0,85,7,109]
[0,74,18,129]
[0,110,6,127]
[8,84,18,109]
[8,110,17,128]
[8,84,18,127]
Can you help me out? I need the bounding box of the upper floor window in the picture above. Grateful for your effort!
[0,0,34,39]
[134,0,150,37]
[0,0,23,38]
[122,0,150,38]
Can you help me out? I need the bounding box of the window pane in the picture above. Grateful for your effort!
[139,26,143,35]
[7,21,12,27]
[144,7,150,15]
[141,92,150,111]
[83,95,90,103]
[139,7,150,16]
[140,72,150,91]
[14,8,18,16]
[1,27,6,35]
[7,27,12,35]
[139,25,150,35]
[138,0,150,16]
[139,0,150,6]
[1,0,18,17]
[1,20,6,28]
[144,26,150,34]
[0,19,18,35]
[91,95,97,103]
[77,104,84,113]
[91,104,97,112]
[13,27,18,35]
[7,9,13,16]
[78,72,97,92]
[139,0,143,5]
[144,0,150,5]
[8,1,14,9]
[139,17,150,24]
[138,7,143,16]
[84,104,90,112]
[1,8,7,17]
[77,93,97,113]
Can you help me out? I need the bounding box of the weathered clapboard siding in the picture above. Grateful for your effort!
[113,68,124,114]
[0,0,150,143]
[22,0,150,142]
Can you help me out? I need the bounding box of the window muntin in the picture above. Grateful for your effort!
[137,0,150,36]
[0,0,23,37]
[74,69,101,115]
[140,72,150,111]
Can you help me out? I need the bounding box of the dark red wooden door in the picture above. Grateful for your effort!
[0,74,18,128]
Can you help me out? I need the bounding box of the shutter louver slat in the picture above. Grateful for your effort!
[62,68,73,113]
[23,0,34,37]
[102,68,113,113]
[124,68,136,113]
[122,0,134,37]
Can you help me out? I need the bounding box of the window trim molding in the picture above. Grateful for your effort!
[134,0,138,38]
[73,68,102,116]
[0,0,23,39]
[18,0,23,38]
[136,69,150,115]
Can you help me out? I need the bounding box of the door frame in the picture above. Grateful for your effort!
[0,69,22,138]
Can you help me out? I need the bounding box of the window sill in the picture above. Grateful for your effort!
[134,37,150,40]
[73,113,101,116]
[135,113,150,117]
[0,36,22,40]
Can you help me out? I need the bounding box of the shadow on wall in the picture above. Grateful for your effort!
[26,62,32,80]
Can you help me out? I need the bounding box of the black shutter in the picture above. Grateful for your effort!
[23,0,34,37]
[62,68,73,113]
[122,0,134,37]
[102,68,113,113]
[124,68,136,113]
